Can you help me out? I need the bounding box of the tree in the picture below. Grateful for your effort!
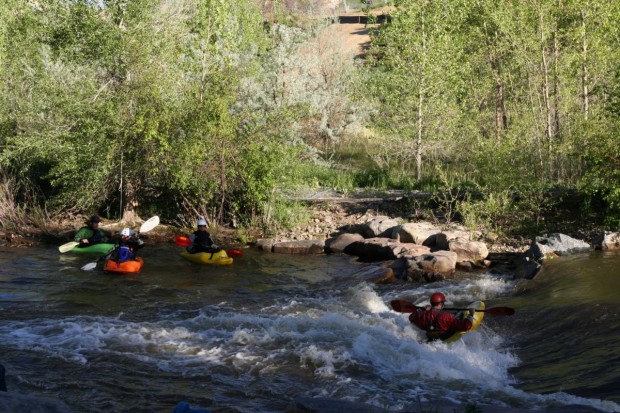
[366,0,472,181]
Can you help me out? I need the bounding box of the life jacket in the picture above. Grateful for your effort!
[415,309,454,341]
[89,229,102,244]
[426,312,454,341]
[114,245,135,262]
[192,230,213,247]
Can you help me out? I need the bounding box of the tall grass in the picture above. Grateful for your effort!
[0,173,27,228]
[0,172,47,231]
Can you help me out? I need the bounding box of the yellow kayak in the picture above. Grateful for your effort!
[443,301,485,343]
[180,250,233,265]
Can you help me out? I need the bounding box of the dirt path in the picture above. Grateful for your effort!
[323,6,394,59]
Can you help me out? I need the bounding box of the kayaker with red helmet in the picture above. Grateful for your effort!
[408,292,475,341]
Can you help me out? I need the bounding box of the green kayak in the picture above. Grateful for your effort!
[68,243,114,254]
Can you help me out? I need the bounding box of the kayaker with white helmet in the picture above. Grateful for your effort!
[109,227,144,263]
[408,292,475,341]
[187,217,220,254]
[74,215,108,247]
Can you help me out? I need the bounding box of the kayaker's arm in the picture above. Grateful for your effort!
[443,309,475,332]
[74,227,93,244]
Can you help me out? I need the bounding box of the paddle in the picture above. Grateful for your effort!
[390,299,515,316]
[227,249,243,258]
[175,235,191,247]
[58,241,80,253]
[81,216,160,271]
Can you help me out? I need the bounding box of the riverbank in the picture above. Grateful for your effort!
[0,197,598,257]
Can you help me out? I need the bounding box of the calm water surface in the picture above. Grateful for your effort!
[0,245,618,412]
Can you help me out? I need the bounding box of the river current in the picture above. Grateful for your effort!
[0,245,618,412]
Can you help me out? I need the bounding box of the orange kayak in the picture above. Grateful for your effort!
[104,257,144,274]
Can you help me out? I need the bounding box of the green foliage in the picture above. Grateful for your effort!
[457,190,515,236]
[286,163,356,192]
[579,121,620,228]
[2,0,620,238]
[232,136,302,223]
[264,199,311,236]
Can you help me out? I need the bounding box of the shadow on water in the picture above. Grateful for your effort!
[500,251,620,403]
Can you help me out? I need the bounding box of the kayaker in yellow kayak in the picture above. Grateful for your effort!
[408,292,475,341]
[186,218,221,254]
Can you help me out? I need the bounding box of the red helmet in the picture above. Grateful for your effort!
[430,292,446,304]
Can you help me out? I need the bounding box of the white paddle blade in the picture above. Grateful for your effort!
[81,262,98,271]
[139,215,160,234]
[58,241,79,253]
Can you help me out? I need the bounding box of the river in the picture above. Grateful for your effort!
[0,245,618,412]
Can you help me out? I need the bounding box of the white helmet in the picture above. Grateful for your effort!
[197,218,207,226]
[120,228,134,237]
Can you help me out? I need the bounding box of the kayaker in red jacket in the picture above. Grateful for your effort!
[408,292,475,341]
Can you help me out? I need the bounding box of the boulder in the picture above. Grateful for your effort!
[256,238,275,252]
[325,233,364,253]
[534,233,590,255]
[405,251,458,282]
[591,231,620,250]
[273,240,325,254]
[436,227,478,249]
[351,265,395,284]
[528,241,559,262]
[343,238,428,262]
[392,222,440,245]
[448,238,489,262]
[361,216,399,238]
[343,237,396,261]
[397,243,431,258]
[389,257,410,280]
[515,256,543,279]
[515,238,562,279]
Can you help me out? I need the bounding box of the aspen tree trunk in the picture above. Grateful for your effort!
[581,9,589,120]
[485,23,508,141]
[541,34,553,143]
[121,184,142,224]
[218,150,227,223]
[494,62,507,141]
[416,88,423,181]
[553,28,560,138]
[416,9,427,181]
[552,23,562,181]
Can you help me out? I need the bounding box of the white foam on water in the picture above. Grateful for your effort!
[387,274,516,307]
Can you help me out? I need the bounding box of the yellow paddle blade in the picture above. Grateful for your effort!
[58,241,79,253]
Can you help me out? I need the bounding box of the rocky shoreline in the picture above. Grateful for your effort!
[252,202,619,283]
[2,200,619,283]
